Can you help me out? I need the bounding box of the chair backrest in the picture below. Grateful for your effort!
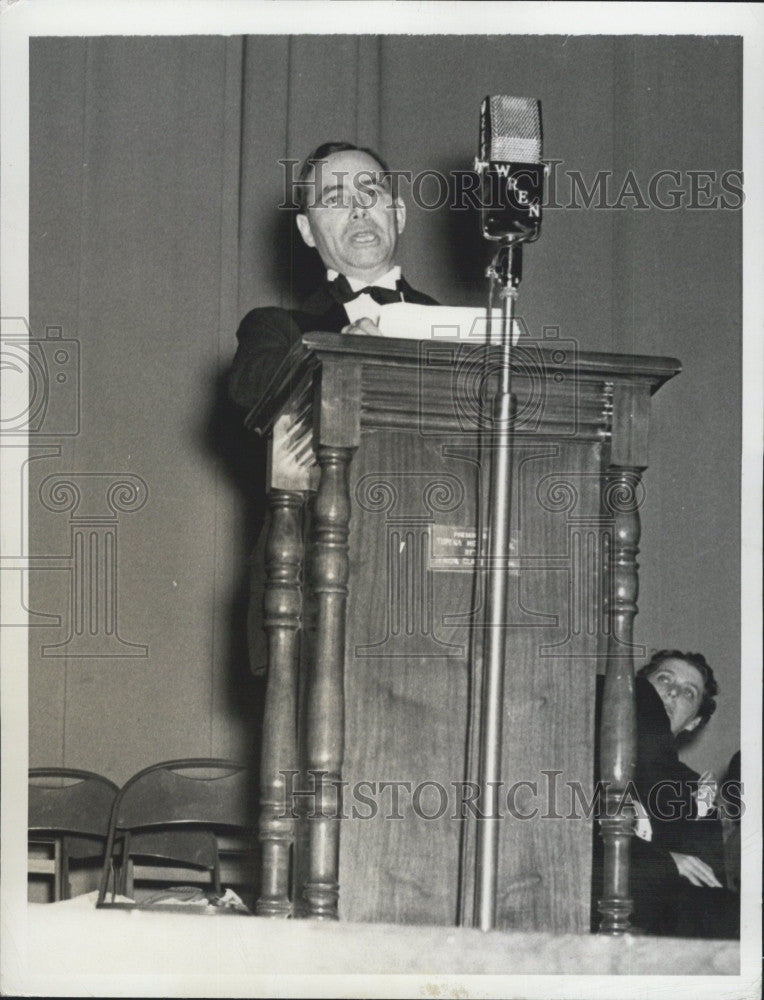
[97,759,253,904]
[29,768,119,839]
[111,759,253,830]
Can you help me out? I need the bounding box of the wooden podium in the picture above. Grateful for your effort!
[247,331,680,933]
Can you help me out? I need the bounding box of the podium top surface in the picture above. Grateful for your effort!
[246,331,681,437]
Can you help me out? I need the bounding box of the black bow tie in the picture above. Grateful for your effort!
[331,273,404,306]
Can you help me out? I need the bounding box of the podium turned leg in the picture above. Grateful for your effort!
[256,490,305,918]
[303,445,354,920]
[598,467,642,933]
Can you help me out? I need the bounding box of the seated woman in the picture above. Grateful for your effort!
[593,649,739,938]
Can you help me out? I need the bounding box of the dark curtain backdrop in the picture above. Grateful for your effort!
[29,35,741,784]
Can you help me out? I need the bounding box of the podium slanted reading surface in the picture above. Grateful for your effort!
[246,330,680,933]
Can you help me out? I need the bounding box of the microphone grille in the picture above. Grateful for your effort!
[482,95,542,162]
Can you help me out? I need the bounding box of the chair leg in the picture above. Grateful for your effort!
[61,846,71,900]
[213,854,222,896]
[118,833,131,897]
[53,840,63,902]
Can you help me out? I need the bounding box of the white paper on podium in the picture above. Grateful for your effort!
[373,303,522,345]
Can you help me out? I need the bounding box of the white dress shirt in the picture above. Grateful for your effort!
[327,266,402,325]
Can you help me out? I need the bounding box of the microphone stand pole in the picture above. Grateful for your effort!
[475,239,522,931]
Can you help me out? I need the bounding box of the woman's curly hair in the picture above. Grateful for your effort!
[637,649,718,744]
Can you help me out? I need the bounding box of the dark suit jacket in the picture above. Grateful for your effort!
[592,674,733,937]
[228,276,439,412]
[595,675,698,831]
[230,275,438,675]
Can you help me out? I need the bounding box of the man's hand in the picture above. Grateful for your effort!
[669,851,723,887]
[695,769,718,816]
[341,318,382,337]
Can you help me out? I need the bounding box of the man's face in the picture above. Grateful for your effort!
[645,657,705,735]
[296,149,406,282]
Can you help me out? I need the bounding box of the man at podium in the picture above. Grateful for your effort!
[228,140,438,678]
[228,140,437,412]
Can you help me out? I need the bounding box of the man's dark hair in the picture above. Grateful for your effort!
[637,649,718,744]
[294,141,392,213]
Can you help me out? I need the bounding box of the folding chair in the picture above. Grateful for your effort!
[96,759,255,907]
[28,768,119,901]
